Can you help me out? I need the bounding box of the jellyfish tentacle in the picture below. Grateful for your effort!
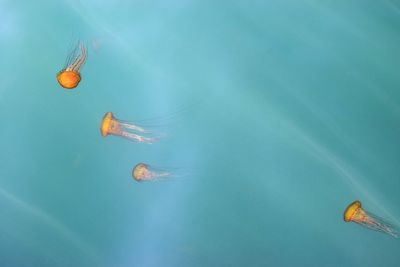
[150,171,170,178]
[120,131,155,144]
[365,212,399,238]
[64,52,75,70]
[354,212,399,238]
[70,43,87,71]
[144,173,170,181]
[70,56,83,71]
[120,122,148,133]
[64,43,80,69]
[359,220,399,238]
[65,46,80,69]
[71,51,86,71]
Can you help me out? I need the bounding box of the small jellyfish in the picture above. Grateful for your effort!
[100,112,157,144]
[344,200,399,238]
[56,42,87,89]
[132,163,171,182]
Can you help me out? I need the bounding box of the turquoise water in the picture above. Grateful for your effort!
[1,0,400,266]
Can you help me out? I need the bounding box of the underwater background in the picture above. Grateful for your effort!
[1,0,400,266]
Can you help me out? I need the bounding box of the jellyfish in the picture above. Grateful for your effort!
[100,112,158,144]
[56,42,87,89]
[343,200,399,238]
[132,163,171,182]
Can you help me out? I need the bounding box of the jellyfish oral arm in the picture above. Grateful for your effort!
[119,122,147,133]
[358,213,399,238]
[69,43,87,71]
[151,171,170,178]
[120,131,155,144]
[359,220,399,238]
[141,171,170,181]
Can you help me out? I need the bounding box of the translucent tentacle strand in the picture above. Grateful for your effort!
[71,43,87,71]
[359,212,399,238]
[120,131,156,144]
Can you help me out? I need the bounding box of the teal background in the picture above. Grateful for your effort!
[1,0,400,266]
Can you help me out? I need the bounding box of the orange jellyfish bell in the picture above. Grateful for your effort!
[57,42,87,89]
[100,112,114,137]
[56,70,81,89]
[132,163,149,182]
[343,200,362,222]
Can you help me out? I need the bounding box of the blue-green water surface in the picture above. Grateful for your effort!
[1,0,400,266]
